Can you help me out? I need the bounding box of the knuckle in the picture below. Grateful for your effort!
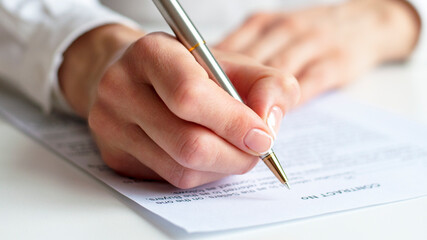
[88,103,122,141]
[221,112,248,138]
[171,81,205,119]
[133,33,162,57]
[273,71,301,107]
[169,166,200,189]
[132,32,175,61]
[123,124,145,144]
[97,70,122,102]
[178,131,211,169]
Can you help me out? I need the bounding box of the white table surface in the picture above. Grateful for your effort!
[0,63,426,240]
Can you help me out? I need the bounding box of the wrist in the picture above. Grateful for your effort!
[58,24,144,117]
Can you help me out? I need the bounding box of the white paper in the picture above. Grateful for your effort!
[0,87,426,233]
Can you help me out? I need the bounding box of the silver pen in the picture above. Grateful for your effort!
[153,0,290,189]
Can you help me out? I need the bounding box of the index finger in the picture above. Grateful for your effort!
[127,33,274,156]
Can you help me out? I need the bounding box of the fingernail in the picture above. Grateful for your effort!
[244,129,273,155]
[267,106,283,139]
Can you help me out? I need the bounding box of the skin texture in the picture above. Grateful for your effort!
[217,0,420,103]
[58,0,420,189]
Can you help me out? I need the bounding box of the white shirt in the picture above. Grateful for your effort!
[0,0,425,113]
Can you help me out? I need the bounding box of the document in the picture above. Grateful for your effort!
[0,86,426,233]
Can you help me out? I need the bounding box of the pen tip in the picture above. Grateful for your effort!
[262,151,291,190]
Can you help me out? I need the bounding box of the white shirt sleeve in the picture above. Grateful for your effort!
[406,0,427,63]
[0,0,139,113]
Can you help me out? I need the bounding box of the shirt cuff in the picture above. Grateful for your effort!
[24,2,140,114]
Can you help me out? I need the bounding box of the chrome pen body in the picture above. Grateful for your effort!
[152,0,290,189]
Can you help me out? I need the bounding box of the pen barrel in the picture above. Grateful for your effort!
[152,0,204,53]
[152,0,243,102]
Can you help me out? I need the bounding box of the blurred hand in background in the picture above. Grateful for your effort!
[217,0,420,103]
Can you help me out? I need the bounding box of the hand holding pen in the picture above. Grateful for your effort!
[59,5,300,189]
[153,0,293,188]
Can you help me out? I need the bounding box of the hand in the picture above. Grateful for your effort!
[217,0,420,103]
[59,25,300,189]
